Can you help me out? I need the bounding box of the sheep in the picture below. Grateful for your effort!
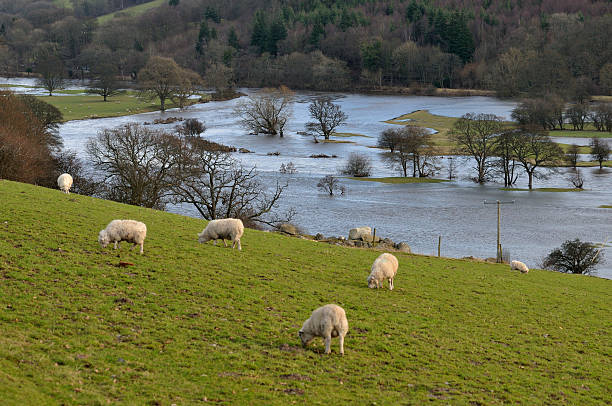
[511,260,529,274]
[299,304,348,355]
[198,218,244,250]
[98,220,147,254]
[57,173,73,194]
[367,253,399,290]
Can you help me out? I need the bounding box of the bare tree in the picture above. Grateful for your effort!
[341,153,372,177]
[170,136,292,227]
[317,175,345,196]
[510,128,564,190]
[87,62,121,102]
[567,170,584,189]
[494,130,519,187]
[384,126,437,177]
[306,97,348,141]
[377,128,400,152]
[566,144,580,169]
[35,52,65,96]
[589,137,610,169]
[235,87,293,136]
[86,124,180,209]
[451,113,504,183]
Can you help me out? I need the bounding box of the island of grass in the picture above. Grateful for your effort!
[97,0,165,24]
[333,132,372,138]
[1,179,610,404]
[599,205,612,208]
[349,176,449,183]
[38,91,209,121]
[501,187,584,192]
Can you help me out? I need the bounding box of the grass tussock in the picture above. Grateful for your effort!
[0,180,610,404]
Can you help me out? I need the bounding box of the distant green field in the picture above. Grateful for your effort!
[97,0,165,24]
[0,180,610,404]
[349,177,449,184]
[549,129,612,138]
[40,91,207,121]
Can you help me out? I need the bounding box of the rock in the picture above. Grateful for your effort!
[279,223,299,235]
[360,234,373,243]
[395,242,411,253]
[349,227,372,240]
[314,233,325,240]
[239,148,253,153]
[485,257,497,263]
[267,151,280,156]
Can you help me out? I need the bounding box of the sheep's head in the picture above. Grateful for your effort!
[98,230,110,248]
[197,231,210,244]
[298,329,314,347]
[367,275,377,289]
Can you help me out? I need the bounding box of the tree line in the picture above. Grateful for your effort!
[0,0,610,96]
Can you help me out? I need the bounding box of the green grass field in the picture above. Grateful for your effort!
[349,177,449,184]
[0,180,610,404]
[97,0,165,24]
[39,92,206,122]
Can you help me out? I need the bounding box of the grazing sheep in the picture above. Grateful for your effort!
[299,304,348,355]
[198,218,244,250]
[57,173,73,194]
[367,253,399,290]
[98,220,147,254]
[511,260,529,274]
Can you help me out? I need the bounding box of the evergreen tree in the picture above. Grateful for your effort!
[196,20,211,54]
[251,10,268,54]
[268,18,287,56]
[228,27,240,49]
[446,12,474,63]
[205,6,221,23]
[309,22,325,48]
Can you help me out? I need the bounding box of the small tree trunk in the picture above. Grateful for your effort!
[528,171,533,190]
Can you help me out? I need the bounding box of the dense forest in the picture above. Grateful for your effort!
[0,0,611,97]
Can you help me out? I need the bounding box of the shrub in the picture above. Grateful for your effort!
[542,239,603,275]
[341,153,372,177]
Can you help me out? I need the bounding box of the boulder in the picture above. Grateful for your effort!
[360,234,373,243]
[279,223,299,235]
[349,227,372,240]
[395,242,411,253]
[314,233,325,241]
[238,148,253,153]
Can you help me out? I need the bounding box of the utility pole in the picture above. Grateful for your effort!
[484,200,515,262]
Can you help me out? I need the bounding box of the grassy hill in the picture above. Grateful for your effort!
[0,180,610,404]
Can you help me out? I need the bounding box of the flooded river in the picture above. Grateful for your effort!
[5,78,611,279]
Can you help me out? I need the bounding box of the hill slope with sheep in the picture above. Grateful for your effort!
[0,180,610,404]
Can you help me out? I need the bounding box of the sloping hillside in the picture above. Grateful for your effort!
[0,180,610,404]
[96,0,165,24]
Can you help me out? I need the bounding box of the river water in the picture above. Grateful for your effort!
[4,79,611,279]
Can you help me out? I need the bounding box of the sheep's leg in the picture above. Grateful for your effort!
[324,335,332,354]
[389,278,394,291]
[237,239,241,251]
[139,242,144,254]
[222,239,228,247]
[339,334,345,355]
[114,241,119,249]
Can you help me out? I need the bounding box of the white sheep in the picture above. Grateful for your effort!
[367,253,399,290]
[511,260,529,274]
[98,220,147,254]
[299,304,348,355]
[57,173,73,194]
[198,218,244,250]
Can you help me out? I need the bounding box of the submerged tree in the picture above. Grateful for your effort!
[451,113,504,183]
[306,97,348,141]
[341,153,372,177]
[589,137,610,169]
[510,128,563,190]
[317,175,345,196]
[235,87,293,136]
